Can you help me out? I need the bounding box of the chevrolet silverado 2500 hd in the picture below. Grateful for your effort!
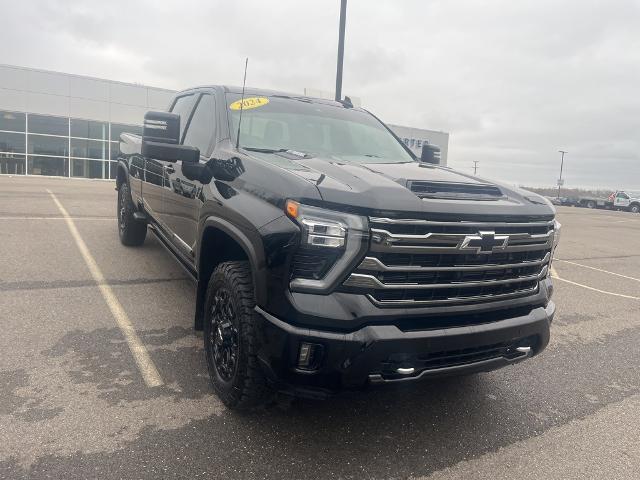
[115,86,559,409]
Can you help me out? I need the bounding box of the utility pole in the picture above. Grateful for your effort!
[557,150,567,198]
[473,160,479,175]
[335,0,347,101]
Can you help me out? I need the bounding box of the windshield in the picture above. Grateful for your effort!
[226,93,415,164]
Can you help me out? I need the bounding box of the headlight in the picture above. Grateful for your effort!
[286,200,369,293]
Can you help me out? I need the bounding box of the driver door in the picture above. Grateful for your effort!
[144,93,198,233]
[614,192,630,208]
[162,92,217,258]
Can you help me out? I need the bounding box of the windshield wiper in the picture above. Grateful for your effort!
[241,147,289,154]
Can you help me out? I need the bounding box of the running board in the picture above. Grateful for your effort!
[149,225,197,281]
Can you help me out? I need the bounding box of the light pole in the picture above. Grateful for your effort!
[473,160,479,175]
[335,0,347,101]
[557,150,567,198]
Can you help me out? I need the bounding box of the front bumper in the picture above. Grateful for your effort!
[255,301,554,397]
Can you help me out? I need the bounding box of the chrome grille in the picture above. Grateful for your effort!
[343,217,555,307]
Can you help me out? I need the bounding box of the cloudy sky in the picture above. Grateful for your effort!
[2,0,639,189]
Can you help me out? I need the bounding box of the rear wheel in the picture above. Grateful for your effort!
[586,200,596,209]
[117,182,147,246]
[204,261,270,409]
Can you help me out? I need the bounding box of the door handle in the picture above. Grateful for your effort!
[165,165,175,174]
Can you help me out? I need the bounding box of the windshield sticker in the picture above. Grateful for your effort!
[229,97,269,110]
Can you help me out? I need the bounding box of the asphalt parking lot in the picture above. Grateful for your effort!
[1,176,639,479]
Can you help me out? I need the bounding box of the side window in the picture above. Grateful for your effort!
[617,192,629,199]
[170,94,198,141]
[182,94,216,156]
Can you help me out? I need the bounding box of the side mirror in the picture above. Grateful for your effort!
[141,111,199,163]
[420,144,441,165]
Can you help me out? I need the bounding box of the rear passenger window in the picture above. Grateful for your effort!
[182,94,216,156]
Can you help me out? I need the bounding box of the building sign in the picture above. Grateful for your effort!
[401,137,429,150]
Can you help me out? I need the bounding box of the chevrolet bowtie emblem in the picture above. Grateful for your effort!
[460,230,509,254]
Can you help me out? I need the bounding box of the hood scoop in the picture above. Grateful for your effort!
[407,180,504,200]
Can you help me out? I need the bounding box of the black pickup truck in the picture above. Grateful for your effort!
[115,86,559,409]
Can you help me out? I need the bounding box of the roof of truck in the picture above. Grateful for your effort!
[178,85,355,109]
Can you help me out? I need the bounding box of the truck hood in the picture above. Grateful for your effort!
[276,154,555,218]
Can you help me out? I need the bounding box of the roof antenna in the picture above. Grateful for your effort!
[236,57,249,149]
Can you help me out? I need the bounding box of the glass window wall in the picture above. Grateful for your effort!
[71,158,109,179]
[1,153,25,175]
[28,114,69,136]
[28,156,69,177]
[0,131,26,154]
[70,119,108,140]
[28,135,68,157]
[70,138,109,160]
[0,112,141,179]
[0,110,26,132]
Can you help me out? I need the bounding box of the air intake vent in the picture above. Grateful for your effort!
[407,181,504,200]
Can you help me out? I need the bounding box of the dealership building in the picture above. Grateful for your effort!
[0,64,448,179]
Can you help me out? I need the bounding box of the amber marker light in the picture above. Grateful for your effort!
[285,199,299,219]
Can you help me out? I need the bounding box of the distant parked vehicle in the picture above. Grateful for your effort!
[551,196,578,207]
[562,196,579,206]
[611,191,640,213]
[576,196,613,209]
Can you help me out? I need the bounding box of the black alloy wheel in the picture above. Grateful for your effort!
[208,288,240,382]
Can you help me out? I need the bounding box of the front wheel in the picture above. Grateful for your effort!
[587,200,596,209]
[630,204,640,214]
[204,261,270,409]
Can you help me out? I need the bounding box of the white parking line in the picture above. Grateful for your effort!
[46,189,164,388]
[552,276,640,300]
[555,259,640,283]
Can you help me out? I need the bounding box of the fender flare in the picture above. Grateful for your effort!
[115,160,129,189]
[194,216,267,329]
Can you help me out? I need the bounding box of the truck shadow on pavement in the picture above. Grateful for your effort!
[42,326,210,404]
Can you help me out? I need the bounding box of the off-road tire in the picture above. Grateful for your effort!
[204,261,270,410]
[586,200,596,209]
[117,182,147,246]
[630,203,640,214]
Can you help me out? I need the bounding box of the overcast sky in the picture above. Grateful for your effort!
[2,0,639,189]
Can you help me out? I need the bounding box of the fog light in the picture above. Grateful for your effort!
[297,342,323,370]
